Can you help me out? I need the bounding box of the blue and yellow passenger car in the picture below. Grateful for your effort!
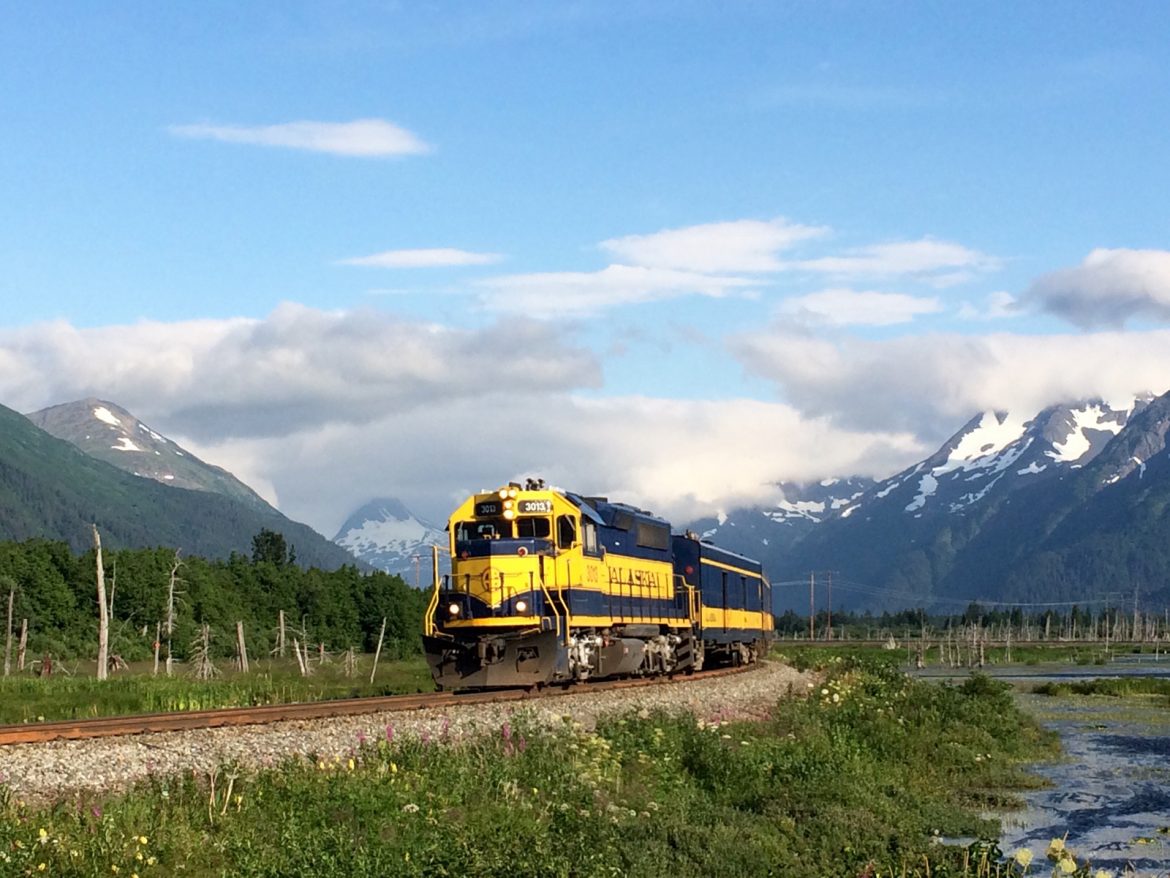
[422,481,773,689]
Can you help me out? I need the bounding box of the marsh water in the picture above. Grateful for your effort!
[917,658,1170,875]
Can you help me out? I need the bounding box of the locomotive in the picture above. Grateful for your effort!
[422,481,774,689]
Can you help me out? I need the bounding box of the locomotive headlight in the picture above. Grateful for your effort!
[503,509,515,520]
[503,499,514,510]
[514,599,528,613]
[447,602,461,616]
[498,488,508,499]
[508,488,518,498]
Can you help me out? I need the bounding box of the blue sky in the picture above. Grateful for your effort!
[3,2,1170,531]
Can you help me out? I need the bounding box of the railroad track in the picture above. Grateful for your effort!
[0,665,752,747]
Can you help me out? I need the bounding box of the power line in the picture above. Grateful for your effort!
[772,575,1118,609]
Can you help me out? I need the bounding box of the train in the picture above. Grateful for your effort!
[422,480,774,689]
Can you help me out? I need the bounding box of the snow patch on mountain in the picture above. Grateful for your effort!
[1047,403,1125,463]
[93,406,122,427]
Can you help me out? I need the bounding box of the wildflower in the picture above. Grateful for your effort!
[1047,838,1066,856]
[147,857,157,866]
[390,762,398,774]
[832,693,840,703]
[402,802,420,813]
[38,827,49,844]
[1095,871,1112,878]
[386,724,395,742]
[37,864,46,872]
[1058,857,1077,874]
[1013,849,1033,867]
[347,758,355,771]
[138,836,148,846]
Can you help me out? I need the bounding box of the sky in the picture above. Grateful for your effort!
[3,2,1170,535]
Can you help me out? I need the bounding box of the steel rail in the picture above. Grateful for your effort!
[0,665,752,747]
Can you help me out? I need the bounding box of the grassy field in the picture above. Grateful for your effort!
[0,657,434,724]
[0,651,1090,877]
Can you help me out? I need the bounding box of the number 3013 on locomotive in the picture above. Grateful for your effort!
[422,481,774,689]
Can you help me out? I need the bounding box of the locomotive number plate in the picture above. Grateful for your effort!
[517,499,552,514]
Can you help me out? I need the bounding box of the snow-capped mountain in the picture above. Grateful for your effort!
[687,477,875,560]
[26,398,272,512]
[333,498,447,582]
[775,391,1170,610]
[838,397,1149,522]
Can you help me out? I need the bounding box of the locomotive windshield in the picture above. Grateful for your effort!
[454,519,512,541]
[516,516,551,539]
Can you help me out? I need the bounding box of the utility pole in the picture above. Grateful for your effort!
[808,572,815,640]
[826,571,833,640]
[412,554,421,590]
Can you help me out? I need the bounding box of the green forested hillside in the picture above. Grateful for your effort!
[0,536,427,661]
[0,403,361,569]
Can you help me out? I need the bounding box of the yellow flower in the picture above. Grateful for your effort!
[347,758,355,771]
[1047,838,1066,855]
[137,836,148,845]
[146,856,157,866]
[1058,856,1077,874]
[390,762,398,774]
[1013,848,1033,867]
[38,827,49,841]
[37,864,46,873]
[1095,870,1113,878]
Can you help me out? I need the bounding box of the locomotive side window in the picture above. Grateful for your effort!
[516,516,551,539]
[636,521,669,550]
[583,522,599,554]
[557,515,577,549]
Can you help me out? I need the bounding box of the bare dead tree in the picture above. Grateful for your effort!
[235,622,250,673]
[190,624,218,681]
[369,617,387,684]
[93,525,109,681]
[3,580,14,677]
[165,551,184,676]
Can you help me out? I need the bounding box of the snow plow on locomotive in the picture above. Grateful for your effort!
[422,482,774,690]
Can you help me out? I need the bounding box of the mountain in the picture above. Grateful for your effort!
[0,401,362,569]
[773,394,1170,611]
[686,477,875,563]
[333,498,446,581]
[27,399,271,513]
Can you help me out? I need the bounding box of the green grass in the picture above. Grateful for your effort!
[1033,675,1170,700]
[1,655,1079,877]
[0,657,433,724]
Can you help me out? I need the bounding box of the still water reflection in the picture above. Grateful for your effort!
[917,660,1170,875]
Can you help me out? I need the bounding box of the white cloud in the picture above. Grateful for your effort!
[1023,248,1170,328]
[779,288,942,326]
[168,118,430,157]
[339,248,504,268]
[184,394,924,535]
[475,264,755,317]
[0,304,599,440]
[734,325,1170,438]
[599,218,827,273]
[791,237,998,286]
[958,291,1018,321]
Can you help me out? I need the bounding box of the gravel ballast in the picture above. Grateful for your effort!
[0,662,816,804]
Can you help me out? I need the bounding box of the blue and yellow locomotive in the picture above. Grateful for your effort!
[422,481,774,689]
